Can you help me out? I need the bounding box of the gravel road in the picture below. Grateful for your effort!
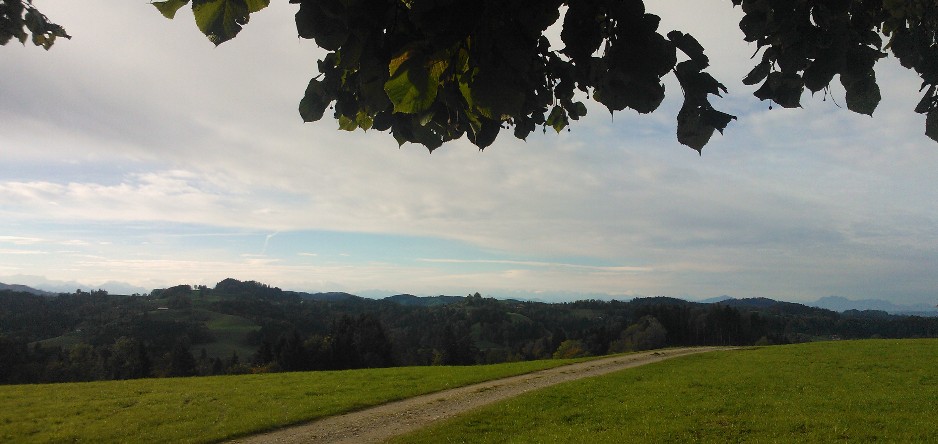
[228,346,732,444]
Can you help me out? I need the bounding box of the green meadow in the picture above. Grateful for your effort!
[395,339,938,443]
[3,340,936,443]
[0,359,579,443]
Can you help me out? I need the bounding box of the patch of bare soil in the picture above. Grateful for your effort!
[228,347,732,444]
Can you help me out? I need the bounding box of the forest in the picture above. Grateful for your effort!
[2,278,937,385]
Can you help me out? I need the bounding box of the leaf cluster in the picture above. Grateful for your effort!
[13,1,938,150]
[156,0,735,152]
[0,0,69,49]
[733,0,938,141]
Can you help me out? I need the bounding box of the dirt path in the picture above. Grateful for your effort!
[228,347,733,444]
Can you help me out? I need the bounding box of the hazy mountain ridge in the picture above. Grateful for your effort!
[700,295,937,316]
[4,277,938,385]
[811,296,938,315]
[7,278,936,316]
[0,283,54,296]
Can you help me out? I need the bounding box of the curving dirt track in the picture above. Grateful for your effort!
[228,347,733,444]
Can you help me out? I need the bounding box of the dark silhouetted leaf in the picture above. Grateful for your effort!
[467,118,501,150]
[841,72,880,116]
[743,60,771,86]
[298,78,331,122]
[668,31,709,67]
[754,72,803,108]
[803,56,839,93]
[915,86,935,114]
[701,109,737,134]
[927,111,938,142]
[677,104,715,153]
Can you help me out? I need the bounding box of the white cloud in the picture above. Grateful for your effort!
[1,1,936,304]
[0,236,45,245]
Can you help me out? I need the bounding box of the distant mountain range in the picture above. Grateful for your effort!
[4,280,935,316]
[702,295,937,316]
[0,283,54,296]
[810,296,938,315]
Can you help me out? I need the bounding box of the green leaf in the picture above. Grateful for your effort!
[243,0,268,13]
[356,110,374,131]
[546,106,568,133]
[191,0,269,45]
[152,0,190,19]
[384,50,446,114]
[338,114,357,131]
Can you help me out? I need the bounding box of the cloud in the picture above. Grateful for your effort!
[0,236,45,245]
[0,249,47,255]
[1,1,936,304]
[418,258,652,273]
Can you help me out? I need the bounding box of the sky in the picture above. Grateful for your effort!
[1,1,936,305]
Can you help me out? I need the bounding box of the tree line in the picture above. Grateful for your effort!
[2,280,937,384]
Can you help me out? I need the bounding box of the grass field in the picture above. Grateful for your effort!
[197,310,260,359]
[393,339,938,443]
[0,358,582,443]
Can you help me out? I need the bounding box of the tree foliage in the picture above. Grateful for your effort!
[5,1,938,149]
[0,0,69,49]
[3,285,938,384]
[149,0,938,151]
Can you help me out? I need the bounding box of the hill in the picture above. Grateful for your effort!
[3,278,938,385]
[0,282,53,296]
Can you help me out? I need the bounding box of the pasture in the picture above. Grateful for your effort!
[395,339,938,443]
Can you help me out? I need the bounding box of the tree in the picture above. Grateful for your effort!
[552,339,590,359]
[167,339,197,377]
[109,336,152,380]
[608,315,667,352]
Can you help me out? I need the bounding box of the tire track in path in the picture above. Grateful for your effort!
[229,346,734,444]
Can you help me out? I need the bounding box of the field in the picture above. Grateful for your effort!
[394,339,938,443]
[0,358,580,443]
[3,340,936,443]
